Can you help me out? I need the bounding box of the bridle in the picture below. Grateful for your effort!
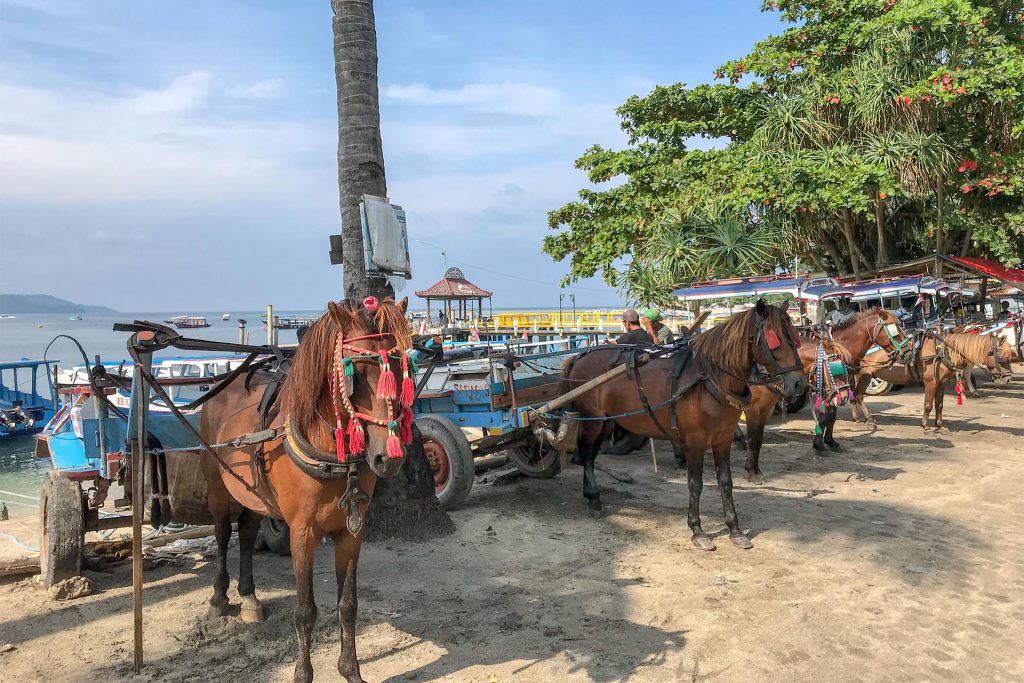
[986,334,1012,382]
[326,330,416,463]
[749,316,804,395]
[869,315,912,367]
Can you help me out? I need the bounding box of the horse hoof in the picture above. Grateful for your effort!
[730,533,753,549]
[826,441,843,452]
[691,535,716,551]
[240,600,264,623]
[207,602,229,620]
[589,507,605,519]
[745,470,766,484]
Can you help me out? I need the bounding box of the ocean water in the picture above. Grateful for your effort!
[0,310,308,510]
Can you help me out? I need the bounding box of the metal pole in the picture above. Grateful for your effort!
[238,319,246,345]
[131,338,153,673]
[94,355,106,469]
[648,438,658,474]
[266,304,274,346]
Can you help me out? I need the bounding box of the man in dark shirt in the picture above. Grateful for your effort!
[614,308,656,346]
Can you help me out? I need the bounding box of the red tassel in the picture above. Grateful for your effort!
[400,407,413,444]
[386,433,403,459]
[400,354,415,407]
[347,418,365,453]
[334,426,346,462]
[377,351,397,399]
[957,393,963,406]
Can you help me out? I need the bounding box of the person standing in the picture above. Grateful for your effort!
[825,296,856,326]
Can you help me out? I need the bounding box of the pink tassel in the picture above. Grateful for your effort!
[377,351,397,399]
[957,392,963,406]
[400,407,414,444]
[815,396,822,410]
[363,296,379,312]
[386,433,403,459]
[334,426,346,462]
[347,418,365,453]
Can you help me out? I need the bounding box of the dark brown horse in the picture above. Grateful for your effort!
[741,308,908,481]
[560,300,806,551]
[851,331,1013,431]
[199,297,413,683]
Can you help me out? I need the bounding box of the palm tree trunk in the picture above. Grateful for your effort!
[333,0,394,302]
[932,182,945,275]
[874,192,888,267]
[959,223,973,256]
[333,0,452,540]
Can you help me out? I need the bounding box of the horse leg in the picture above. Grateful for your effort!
[290,524,320,683]
[333,531,366,683]
[934,380,948,432]
[237,508,263,622]
[579,422,608,517]
[743,404,770,483]
[823,406,841,451]
[672,442,686,468]
[713,441,751,549]
[685,446,715,551]
[922,380,936,431]
[207,483,232,619]
[812,401,827,451]
[852,374,875,425]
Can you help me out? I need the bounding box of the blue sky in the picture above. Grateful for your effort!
[0,1,780,311]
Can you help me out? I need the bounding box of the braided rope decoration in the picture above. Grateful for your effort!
[329,330,415,462]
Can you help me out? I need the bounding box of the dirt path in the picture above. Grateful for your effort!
[2,380,1023,682]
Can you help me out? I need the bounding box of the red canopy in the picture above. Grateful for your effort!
[414,267,492,299]
[949,256,1024,286]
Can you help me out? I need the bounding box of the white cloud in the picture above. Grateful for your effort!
[118,71,211,116]
[383,82,562,117]
[225,78,283,100]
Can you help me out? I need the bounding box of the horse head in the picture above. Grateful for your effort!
[751,299,807,399]
[867,308,912,365]
[989,333,1014,385]
[284,296,413,479]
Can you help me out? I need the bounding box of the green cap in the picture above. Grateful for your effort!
[642,308,661,321]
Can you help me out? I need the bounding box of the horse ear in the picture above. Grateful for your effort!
[756,298,768,318]
[396,296,409,314]
[778,299,790,313]
[327,301,349,326]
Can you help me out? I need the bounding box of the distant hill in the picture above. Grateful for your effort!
[0,294,118,315]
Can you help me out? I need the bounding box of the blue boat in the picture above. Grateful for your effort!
[0,359,57,437]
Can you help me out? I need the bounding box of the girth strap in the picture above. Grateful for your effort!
[626,350,679,443]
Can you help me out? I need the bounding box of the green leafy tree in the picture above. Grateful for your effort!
[546,0,1024,297]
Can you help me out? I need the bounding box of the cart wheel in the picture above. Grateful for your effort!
[506,438,561,478]
[258,517,291,556]
[601,428,647,456]
[415,416,474,511]
[865,377,892,396]
[784,388,810,413]
[38,472,84,589]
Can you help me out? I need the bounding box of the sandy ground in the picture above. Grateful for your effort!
[1,377,1023,682]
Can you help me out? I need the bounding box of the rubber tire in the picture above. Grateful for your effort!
[865,377,892,396]
[38,471,84,589]
[784,388,810,413]
[258,517,291,556]
[415,416,475,511]
[506,438,561,479]
[601,428,648,456]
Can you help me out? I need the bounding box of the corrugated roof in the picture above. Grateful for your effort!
[414,267,493,298]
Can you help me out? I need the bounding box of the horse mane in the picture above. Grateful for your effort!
[692,304,795,378]
[941,332,997,366]
[280,297,411,445]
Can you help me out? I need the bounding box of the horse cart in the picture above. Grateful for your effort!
[32,322,605,589]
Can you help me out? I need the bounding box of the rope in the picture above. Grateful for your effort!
[0,530,39,552]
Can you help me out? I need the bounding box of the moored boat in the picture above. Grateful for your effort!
[0,359,57,437]
[164,315,211,329]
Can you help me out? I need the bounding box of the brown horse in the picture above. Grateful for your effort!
[741,308,908,481]
[851,331,1013,431]
[199,297,413,683]
[560,300,806,551]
